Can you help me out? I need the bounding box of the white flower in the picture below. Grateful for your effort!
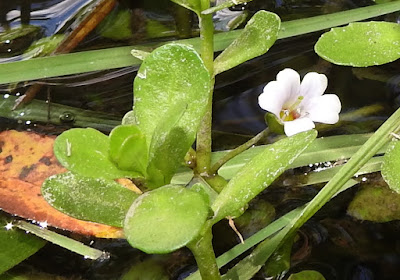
[258,68,341,136]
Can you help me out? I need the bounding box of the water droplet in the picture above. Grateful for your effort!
[60,112,75,123]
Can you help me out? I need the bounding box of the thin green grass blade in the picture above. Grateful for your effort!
[15,220,107,260]
[0,2,399,84]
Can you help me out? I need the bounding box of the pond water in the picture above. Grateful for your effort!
[0,0,400,279]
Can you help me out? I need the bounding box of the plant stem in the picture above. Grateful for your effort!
[196,0,215,176]
[187,226,221,280]
[210,128,270,175]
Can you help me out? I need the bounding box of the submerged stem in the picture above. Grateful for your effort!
[210,128,270,175]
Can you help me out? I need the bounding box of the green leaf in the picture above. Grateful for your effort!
[42,172,139,227]
[54,128,140,179]
[315,22,400,67]
[146,104,187,188]
[134,43,210,146]
[347,183,400,222]
[109,125,148,175]
[288,270,326,280]
[211,130,317,222]
[23,35,65,59]
[122,110,136,125]
[213,11,280,75]
[124,185,209,254]
[0,215,46,274]
[121,259,169,280]
[263,234,294,277]
[98,9,132,40]
[170,0,202,14]
[382,140,400,193]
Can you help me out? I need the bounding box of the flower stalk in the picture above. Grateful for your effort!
[209,128,270,175]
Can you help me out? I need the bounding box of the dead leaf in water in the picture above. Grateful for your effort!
[0,130,123,238]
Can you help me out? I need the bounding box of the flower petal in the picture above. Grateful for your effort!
[283,117,315,136]
[306,94,341,124]
[300,72,328,100]
[258,81,288,117]
[276,68,301,105]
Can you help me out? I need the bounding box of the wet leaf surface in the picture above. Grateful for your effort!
[54,128,140,179]
[214,11,280,75]
[42,172,139,227]
[211,130,317,222]
[315,22,400,67]
[381,140,400,193]
[134,43,210,146]
[124,185,209,254]
[347,182,400,222]
[0,130,123,238]
[109,124,148,175]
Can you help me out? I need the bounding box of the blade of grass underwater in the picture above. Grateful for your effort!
[0,94,120,131]
[213,133,387,180]
[15,220,107,260]
[0,1,399,84]
[296,156,383,187]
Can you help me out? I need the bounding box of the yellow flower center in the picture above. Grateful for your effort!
[279,96,304,122]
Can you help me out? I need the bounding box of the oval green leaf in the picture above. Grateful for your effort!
[54,128,140,179]
[109,125,148,175]
[347,183,400,222]
[214,11,281,75]
[0,215,46,274]
[124,185,209,254]
[212,130,317,222]
[381,140,400,193]
[315,21,400,67]
[42,172,139,227]
[288,270,326,280]
[133,43,210,147]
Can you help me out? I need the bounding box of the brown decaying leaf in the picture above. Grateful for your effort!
[0,130,123,238]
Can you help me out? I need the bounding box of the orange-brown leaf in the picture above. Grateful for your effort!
[0,130,123,238]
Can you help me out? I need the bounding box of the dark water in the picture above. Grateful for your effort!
[0,0,400,279]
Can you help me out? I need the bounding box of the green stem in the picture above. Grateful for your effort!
[196,1,215,175]
[210,128,270,175]
[187,226,221,280]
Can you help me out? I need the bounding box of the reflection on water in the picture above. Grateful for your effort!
[4,0,92,36]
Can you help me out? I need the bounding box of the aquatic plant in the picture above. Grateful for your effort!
[1,0,400,279]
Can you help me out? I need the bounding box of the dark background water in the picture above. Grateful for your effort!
[0,0,400,279]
